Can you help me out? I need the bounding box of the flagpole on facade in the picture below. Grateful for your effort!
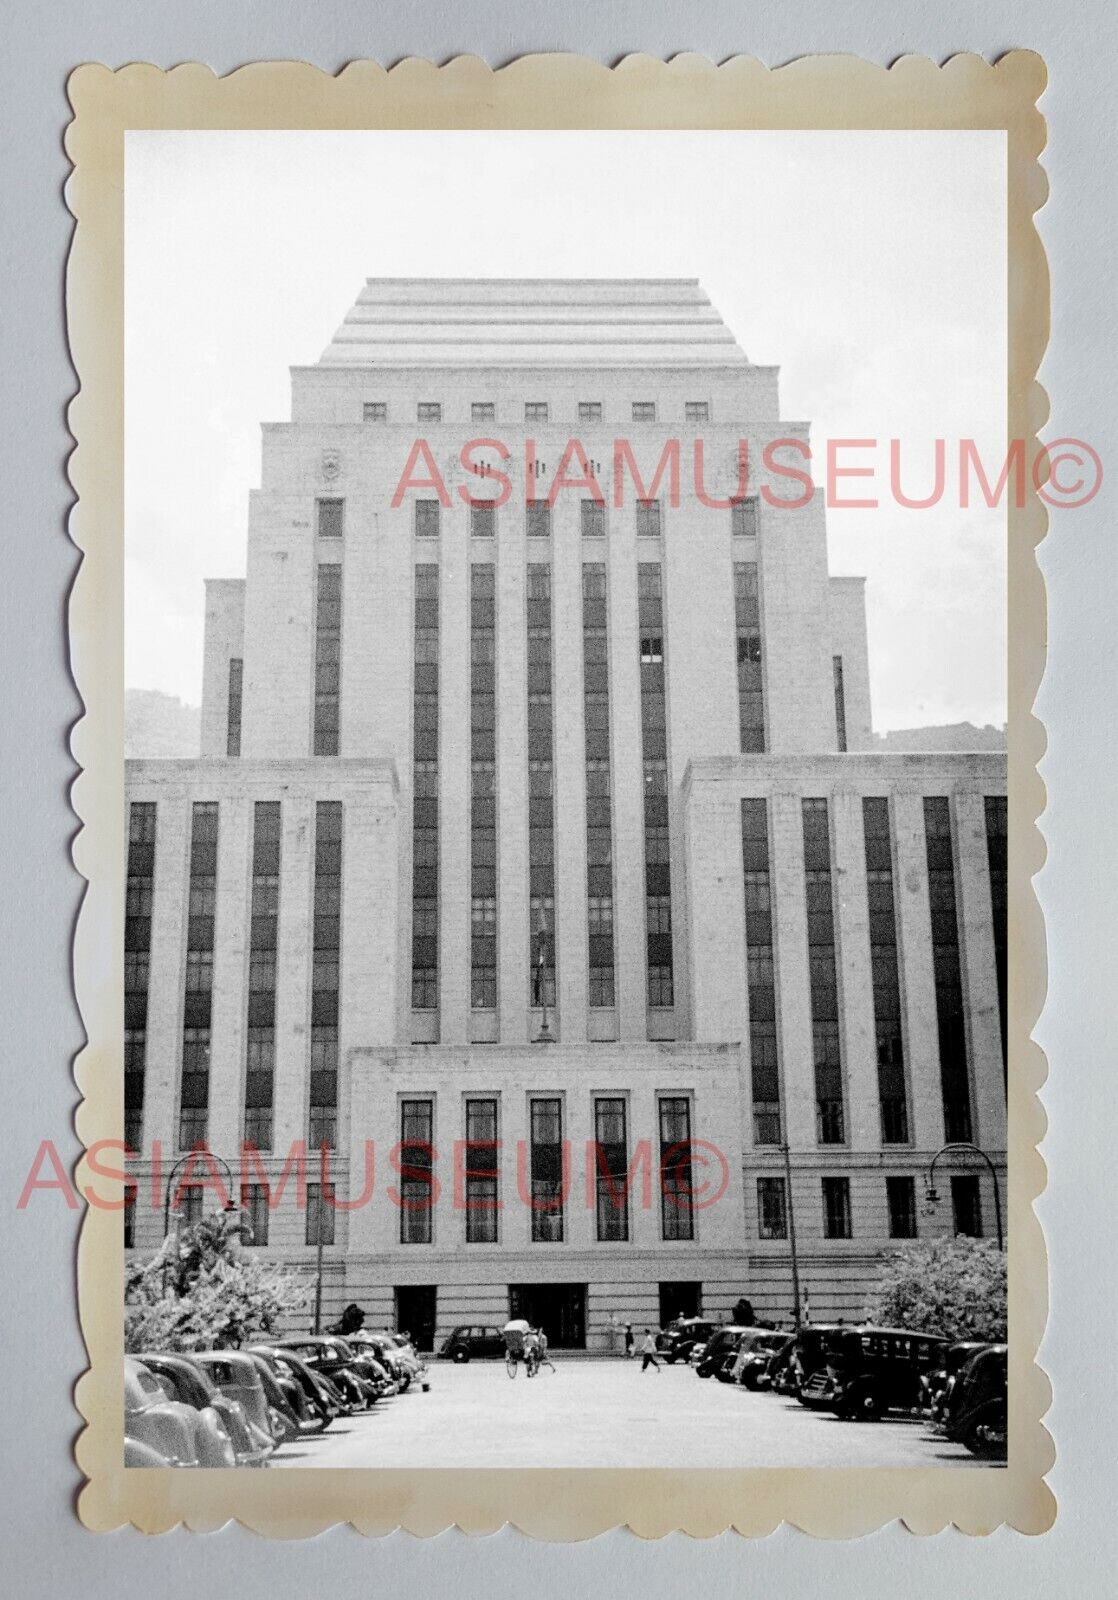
[781,1140,803,1331]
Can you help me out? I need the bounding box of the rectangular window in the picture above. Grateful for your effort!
[659,1096,694,1241]
[470,502,496,539]
[471,401,495,422]
[470,564,497,1009]
[638,563,672,1011]
[822,1176,852,1239]
[685,400,710,422]
[863,798,910,1144]
[412,567,440,1008]
[742,800,781,1144]
[578,401,602,422]
[632,401,656,422]
[226,657,243,757]
[734,561,765,752]
[124,802,156,1149]
[317,498,344,540]
[580,499,606,539]
[313,563,342,755]
[636,498,662,538]
[178,802,217,1149]
[803,799,846,1145]
[309,802,342,1151]
[924,797,973,1143]
[525,401,549,422]
[528,565,556,1007]
[464,1098,499,1243]
[951,1175,983,1238]
[530,1098,564,1242]
[415,499,441,539]
[305,1183,336,1247]
[417,402,442,423]
[833,656,848,752]
[757,1176,787,1240]
[243,802,280,1150]
[400,1099,434,1244]
[526,498,551,539]
[363,401,387,422]
[731,497,759,539]
[984,795,1008,1083]
[886,1176,918,1239]
[241,1183,269,1247]
[594,1098,629,1242]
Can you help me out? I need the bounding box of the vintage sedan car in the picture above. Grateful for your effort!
[438,1325,507,1362]
[787,1325,846,1406]
[800,1326,949,1421]
[124,1354,232,1468]
[191,1350,280,1455]
[249,1345,339,1430]
[658,1318,719,1365]
[729,1329,792,1389]
[351,1331,431,1392]
[139,1352,270,1467]
[923,1341,989,1421]
[273,1333,389,1406]
[941,1344,1006,1460]
[694,1325,750,1379]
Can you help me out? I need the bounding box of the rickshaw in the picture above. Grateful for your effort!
[502,1318,541,1378]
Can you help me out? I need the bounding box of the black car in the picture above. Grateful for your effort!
[801,1325,949,1420]
[694,1325,750,1379]
[438,1325,507,1362]
[942,1344,1007,1459]
[658,1318,718,1365]
[790,1325,845,1406]
[924,1340,989,1421]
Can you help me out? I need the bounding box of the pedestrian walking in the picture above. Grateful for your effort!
[639,1329,661,1373]
[624,1322,634,1359]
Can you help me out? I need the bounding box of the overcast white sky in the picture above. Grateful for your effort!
[125,129,1006,730]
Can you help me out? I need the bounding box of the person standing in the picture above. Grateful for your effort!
[624,1323,634,1359]
[639,1329,661,1374]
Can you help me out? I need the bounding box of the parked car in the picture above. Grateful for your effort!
[124,1354,232,1468]
[439,1325,507,1362]
[351,1330,431,1392]
[694,1325,751,1379]
[729,1329,791,1389]
[244,1348,320,1433]
[942,1344,1007,1460]
[250,1345,339,1430]
[191,1350,282,1452]
[139,1351,271,1466]
[788,1325,845,1406]
[658,1318,718,1365]
[273,1334,382,1408]
[801,1326,949,1421]
[923,1341,989,1422]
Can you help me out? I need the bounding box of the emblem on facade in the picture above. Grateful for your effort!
[321,448,342,482]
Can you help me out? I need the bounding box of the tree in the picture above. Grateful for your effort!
[125,1208,311,1354]
[866,1237,1007,1343]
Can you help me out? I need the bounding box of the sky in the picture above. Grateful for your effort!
[124,129,1006,730]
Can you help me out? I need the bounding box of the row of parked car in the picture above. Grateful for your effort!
[124,1330,430,1467]
[660,1316,1007,1460]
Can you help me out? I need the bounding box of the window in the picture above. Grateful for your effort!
[648,964,674,1006]
[313,564,342,755]
[526,498,551,539]
[578,401,602,422]
[822,1177,852,1239]
[305,1183,336,1247]
[528,760,552,797]
[734,561,765,752]
[411,967,437,1010]
[646,895,672,935]
[586,760,610,796]
[530,1098,564,1242]
[581,499,606,538]
[802,800,846,1145]
[589,966,615,1007]
[317,498,344,540]
[646,826,670,864]
[226,657,243,757]
[758,1177,787,1240]
[985,795,1008,1083]
[588,896,613,934]
[594,1098,629,1241]
[886,1176,918,1239]
[863,798,910,1144]
[731,498,759,539]
[636,498,662,538]
[364,401,388,422]
[471,401,495,422]
[310,803,342,1148]
[470,502,496,539]
[241,1183,269,1247]
[399,1099,434,1244]
[632,401,656,422]
[525,402,549,422]
[685,401,710,422]
[417,402,442,423]
[464,1099,499,1243]
[951,1175,983,1238]
[833,656,848,752]
[178,803,217,1148]
[659,1096,694,1241]
[924,798,973,1144]
[415,499,441,539]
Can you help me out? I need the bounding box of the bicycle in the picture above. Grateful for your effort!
[505,1349,519,1378]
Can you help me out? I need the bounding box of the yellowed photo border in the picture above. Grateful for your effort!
[67,51,1052,1536]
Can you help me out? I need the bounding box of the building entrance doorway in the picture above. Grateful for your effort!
[658,1281,702,1327]
[395,1285,437,1352]
[508,1283,587,1348]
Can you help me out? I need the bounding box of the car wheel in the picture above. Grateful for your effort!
[696,1368,711,1379]
[742,1369,761,1391]
[452,1347,469,1364]
[398,1374,411,1393]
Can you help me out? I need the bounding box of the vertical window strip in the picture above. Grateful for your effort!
[802,798,846,1144]
[530,1097,564,1242]
[984,795,1008,1084]
[243,801,280,1151]
[226,657,243,757]
[638,563,673,1007]
[470,565,497,1010]
[412,565,439,1010]
[124,802,157,1151]
[924,796,973,1143]
[583,563,615,1007]
[594,1097,629,1241]
[659,1096,694,1241]
[309,800,342,1152]
[733,561,765,753]
[313,563,341,755]
[862,798,910,1144]
[527,563,556,1008]
[464,1097,499,1243]
[400,1098,434,1244]
[740,798,782,1144]
[832,655,847,752]
[179,801,218,1150]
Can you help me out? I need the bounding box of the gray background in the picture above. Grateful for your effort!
[0,2,1113,1593]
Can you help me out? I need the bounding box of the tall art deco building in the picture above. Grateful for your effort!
[124,280,1008,1350]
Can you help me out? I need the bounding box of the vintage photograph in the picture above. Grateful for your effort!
[116,124,1012,1475]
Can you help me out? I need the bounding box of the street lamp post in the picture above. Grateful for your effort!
[313,1142,328,1335]
[161,1150,238,1293]
[781,1141,804,1331]
[924,1141,1004,1251]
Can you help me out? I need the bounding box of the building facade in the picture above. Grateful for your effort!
[124,280,1008,1348]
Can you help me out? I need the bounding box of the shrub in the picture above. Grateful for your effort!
[866,1236,1007,1343]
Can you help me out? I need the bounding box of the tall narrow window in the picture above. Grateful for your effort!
[415,499,441,539]
[741,799,781,1144]
[530,1098,564,1242]
[241,1182,270,1247]
[802,799,846,1144]
[309,801,341,1152]
[734,562,765,752]
[464,1098,499,1244]
[400,1099,434,1244]
[317,497,344,540]
[863,798,910,1144]
[757,1176,787,1240]
[984,795,1008,1083]
[833,656,848,751]
[124,802,156,1152]
[924,797,973,1143]
[470,565,497,1010]
[822,1176,852,1239]
[244,802,280,1150]
[582,564,615,1008]
[951,1174,983,1237]
[636,497,662,538]
[527,565,556,1010]
[886,1175,918,1239]
[226,658,243,756]
[594,1097,629,1242]
[412,566,439,1011]
[581,499,606,539]
[639,564,673,1010]
[659,1096,694,1242]
[313,563,341,755]
[179,801,218,1150]
[731,497,759,539]
[526,498,551,539]
[470,502,496,539]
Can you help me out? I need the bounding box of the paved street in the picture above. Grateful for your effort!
[272,1358,981,1469]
